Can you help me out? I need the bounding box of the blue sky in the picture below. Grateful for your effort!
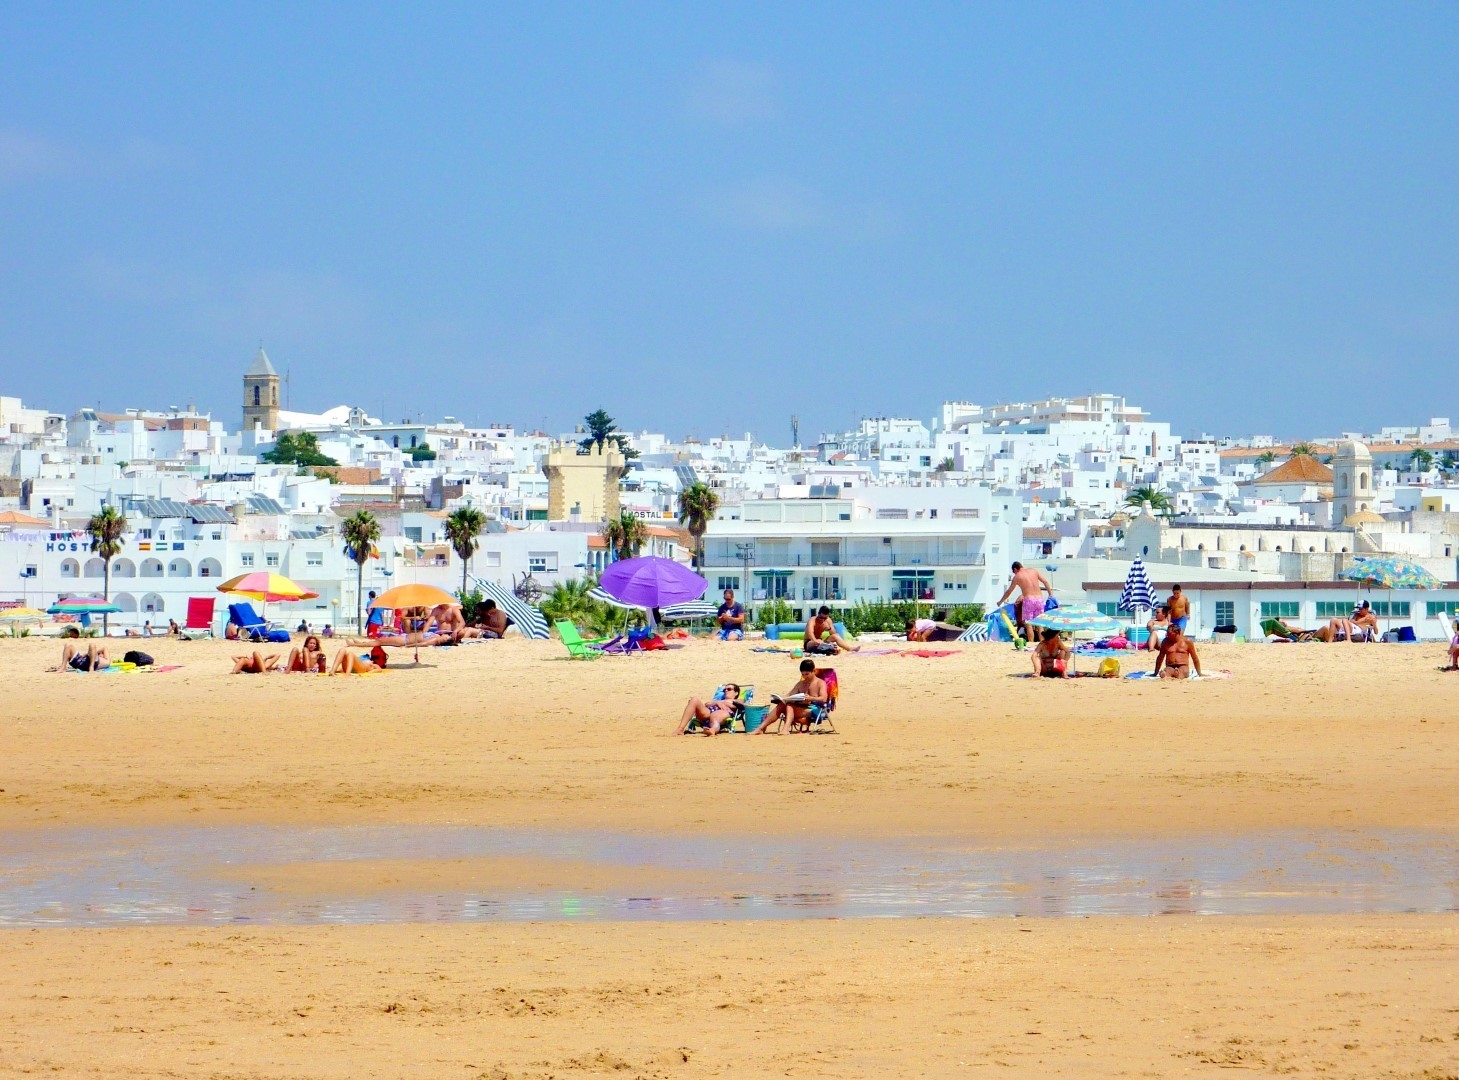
[2,3,1456,442]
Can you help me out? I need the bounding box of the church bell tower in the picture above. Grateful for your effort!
[242,347,281,433]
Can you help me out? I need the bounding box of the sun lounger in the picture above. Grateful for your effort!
[228,602,291,643]
[181,597,215,639]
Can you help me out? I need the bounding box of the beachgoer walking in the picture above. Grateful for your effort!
[994,562,1054,642]
[1165,585,1190,634]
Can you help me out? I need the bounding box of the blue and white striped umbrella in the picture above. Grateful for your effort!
[659,601,720,621]
[473,577,550,640]
[588,586,644,611]
[1118,555,1158,614]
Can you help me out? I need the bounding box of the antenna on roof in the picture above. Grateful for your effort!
[284,367,291,411]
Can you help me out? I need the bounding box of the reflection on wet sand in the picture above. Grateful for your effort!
[0,824,1455,928]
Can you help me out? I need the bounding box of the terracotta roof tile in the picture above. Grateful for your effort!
[1252,454,1334,485]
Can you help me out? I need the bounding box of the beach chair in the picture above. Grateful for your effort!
[801,668,839,733]
[228,602,291,643]
[555,620,602,660]
[181,597,215,639]
[684,685,754,733]
[1259,618,1317,643]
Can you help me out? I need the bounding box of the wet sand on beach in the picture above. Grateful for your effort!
[2,635,1458,1076]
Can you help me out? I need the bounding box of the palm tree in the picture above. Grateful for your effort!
[1409,447,1435,472]
[541,577,602,630]
[87,505,127,635]
[1123,486,1173,515]
[603,510,646,561]
[675,482,719,567]
[1257,450,1278,466]
[1290,441,1317,457]
[444,506,487,596]
[340,509,380,632]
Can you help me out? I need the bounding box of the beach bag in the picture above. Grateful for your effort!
[1097,658,1121,679]
[1044,596,1060,611]
[122,650,154,667]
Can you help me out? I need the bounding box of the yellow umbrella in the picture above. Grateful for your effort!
[369,584,458,610]
[0,607,47,619]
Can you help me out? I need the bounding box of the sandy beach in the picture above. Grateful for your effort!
[2,634,1457,1077]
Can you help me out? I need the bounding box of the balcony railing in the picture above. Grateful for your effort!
[701,552,987,568]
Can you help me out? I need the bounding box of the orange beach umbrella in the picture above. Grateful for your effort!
[369,584,458,610]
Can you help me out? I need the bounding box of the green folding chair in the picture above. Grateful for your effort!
[555,620,602,660]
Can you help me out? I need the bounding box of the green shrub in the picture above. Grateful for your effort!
[752,598,795,630]
[841,599,985,635]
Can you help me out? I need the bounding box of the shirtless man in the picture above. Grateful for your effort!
[753,659,828,735]
[56,642,110,672]
[1165,584,1191,635]
[1349,601,1379,642]
[994,561,1055,643]
[429,602,480,642]
[1153,623,1202,679]
[479,599,509,638]
[807,605,858,653]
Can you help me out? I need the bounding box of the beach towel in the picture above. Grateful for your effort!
[900,649,956,658]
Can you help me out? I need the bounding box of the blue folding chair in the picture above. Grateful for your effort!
[228,602,291,643]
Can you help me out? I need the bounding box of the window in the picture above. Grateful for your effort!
[717,576,741,592]
[755,573,791,599]
[1214,601,1235,626]
[404,527,423,542]
[1370,601,1410,618]
[1096,601,1122,617]
[140,528,153,540]
[1316,602,1353,618]
[951,508,980,519]
[1260,602,1300,619]
[528,552,558,574]
[306,552,323,568]
[526,509,548,521]
[875,508,909,519]
[265,553,280,568]
[240,553,254,568]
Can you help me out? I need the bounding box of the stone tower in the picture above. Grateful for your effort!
[242,347,281,433]
[1332,439,1374,523]
[543,441,625,522]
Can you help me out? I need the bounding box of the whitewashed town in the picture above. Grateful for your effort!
[2,348,1457,640]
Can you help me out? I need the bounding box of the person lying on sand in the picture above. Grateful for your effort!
[754,659,827,735]
[286,635,328,673]
[1032,628,1071,678]
[231,651,281,674]
[1153,624,1202,679]
[56,642,110,672]
[331,646,386,674]
[673,682,742,735]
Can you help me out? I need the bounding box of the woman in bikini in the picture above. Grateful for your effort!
[331,646,386,674]
[673,683,742,735]
[231,651,281,674]
[287,635,327,673]
[1031,627,1072,678]
[1154,624,1202,679]
[1447,618,1459,671]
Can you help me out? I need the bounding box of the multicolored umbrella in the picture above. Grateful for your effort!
[1028,602,1122,634]
[217,572,320,603]
[1337,557,1442,590]
[599,556,707,609]
[46,596,122,615]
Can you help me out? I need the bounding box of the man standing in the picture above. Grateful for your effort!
[994,561,1055,643]
[1165,584,1190,635]
[716,588,746,640]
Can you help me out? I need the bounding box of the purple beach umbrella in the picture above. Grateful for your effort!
[599,556,708,609]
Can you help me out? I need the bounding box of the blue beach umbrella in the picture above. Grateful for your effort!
[1028,603,1122,635]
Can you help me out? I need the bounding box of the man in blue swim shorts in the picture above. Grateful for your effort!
[1166,583,1190,633]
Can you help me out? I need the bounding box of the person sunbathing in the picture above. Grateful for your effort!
[807,606,859,654]
[1032,628,1072,678]
[754,660,828,735]
[57,642,110,672]
[231,651,281,674]
[1153,624,1202,679]
[1447,619,1459,671]
[1350,602,1379,641]
[673,683,742,735]
[428,603,481,643]
[286,635,328,673]
[1145,605,1170,651]
[479,600,509,638]
[905,618,963,642]
[331,646,386,674]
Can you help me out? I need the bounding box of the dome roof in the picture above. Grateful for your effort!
[1342,510,1385,526]
[1332,439,1371,461]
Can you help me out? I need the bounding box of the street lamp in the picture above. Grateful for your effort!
[735,541,755,608]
